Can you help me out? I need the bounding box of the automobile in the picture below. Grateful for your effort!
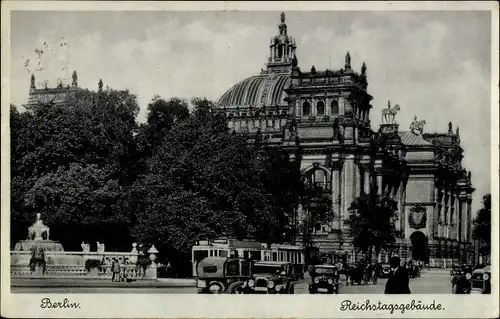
[469,265,491,294]
[196,257,252,294]
[450,264,472,276]
[379,263,391,278]
[244,261,295,294]
[308,264,340,294]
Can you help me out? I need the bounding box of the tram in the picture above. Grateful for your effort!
[191,238,305,279]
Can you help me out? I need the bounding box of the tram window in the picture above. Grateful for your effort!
[250,251,261,260]
[203,266,217,273]
[287,252,291,262]
[272,252,278,261]
[240,261,250,276]
[194,250,209,262]
[209,250,213,257]
[219,250,228,257]
[213,250,218,257]
[226,260,239,276]
[264,251,270,261]
[243,251,250,259]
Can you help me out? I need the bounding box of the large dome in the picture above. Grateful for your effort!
[217,74,291,109]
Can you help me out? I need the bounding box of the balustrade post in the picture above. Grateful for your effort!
[146,245,159,280]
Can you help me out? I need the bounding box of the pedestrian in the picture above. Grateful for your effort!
[166,261,172,277]
[384,256,411,294]
[111,258,117,282]
[112,258,121,282]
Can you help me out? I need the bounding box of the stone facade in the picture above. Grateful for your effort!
[217,13,475,266]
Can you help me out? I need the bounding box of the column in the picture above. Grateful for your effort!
[270,47,273,61]
[433,188,439,238]
[363,168,370,194]
[332,169,340,230]
[354,163,361,198]
[466,198,472,242]
[377,174,383,195]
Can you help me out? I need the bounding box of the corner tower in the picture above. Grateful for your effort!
[263,12,298,75]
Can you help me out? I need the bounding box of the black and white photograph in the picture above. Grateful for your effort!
[1,1,499,318]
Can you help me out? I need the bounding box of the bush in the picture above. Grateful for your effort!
[85,259,101,271]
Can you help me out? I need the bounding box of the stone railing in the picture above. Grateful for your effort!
[10,245,159,280]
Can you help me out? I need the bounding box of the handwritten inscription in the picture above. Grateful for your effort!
[340,299,444,314]
[40,298,81,309]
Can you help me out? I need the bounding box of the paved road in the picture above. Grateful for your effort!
[11,269,452,294]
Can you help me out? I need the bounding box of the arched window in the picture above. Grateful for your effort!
[317,101,325,116]
[331,100,339,115]
[302,101,311,117]
[305,168,328,190]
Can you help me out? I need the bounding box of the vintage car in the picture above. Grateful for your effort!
[379,263,391,278]
[308,264,339,294]
[196,257,252,294]
[450,264,472,276]
[244,261,295,294]
[469,265,491,294]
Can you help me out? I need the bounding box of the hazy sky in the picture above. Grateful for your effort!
[10,10,491,212]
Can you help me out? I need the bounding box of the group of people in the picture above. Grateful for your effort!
[319,255,413,294]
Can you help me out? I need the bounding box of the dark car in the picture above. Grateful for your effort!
[469,265,491,294]
[244,261,295,294]
[196,257,252,294]
[380,263,391,278]
[308,264,339,294]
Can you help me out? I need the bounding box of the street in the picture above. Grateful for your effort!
[11,268,452,294]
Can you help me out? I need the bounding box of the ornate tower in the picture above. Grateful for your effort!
[264,12,298,75]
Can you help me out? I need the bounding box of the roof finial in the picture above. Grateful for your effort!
[345,51,351,70]
[281,12,286,23]
[361,62,367,75]
[30,74,36,89]
[98,79,103,92]
[448,121,453,134]
[456,126,460,137]
[72,70,78,87]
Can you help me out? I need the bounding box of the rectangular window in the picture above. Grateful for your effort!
[194,250,209,263]
[272,252,278,261]
[203,266,217,273]
[241,261,250,276]
[219,250,228,257]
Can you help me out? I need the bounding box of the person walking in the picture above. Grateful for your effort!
[384,256,411,294]
[112,258,121,282]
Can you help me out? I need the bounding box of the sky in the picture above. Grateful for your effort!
[10,10,491,213]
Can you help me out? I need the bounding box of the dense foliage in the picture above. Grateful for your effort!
[11,89,304,274]
[472,194,491,257]
[344,193,401,263]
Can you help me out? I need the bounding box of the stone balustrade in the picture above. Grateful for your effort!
[10,247,159,280]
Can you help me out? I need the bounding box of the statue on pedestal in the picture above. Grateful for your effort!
[81,241,90,253]
[381,100,400,124]
[409,115,426,135]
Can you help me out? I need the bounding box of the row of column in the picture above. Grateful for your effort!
[228,118,287,132]
[433,185,472,242]
[331,157,376,232]
[297,98,370,122]
[270,43,294,62]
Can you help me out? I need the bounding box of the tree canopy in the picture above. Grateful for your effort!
[472,193,491,256]
[344,193,401,261]
[10,88,305,271]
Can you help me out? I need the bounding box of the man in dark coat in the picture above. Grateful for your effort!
[384,256,411,294]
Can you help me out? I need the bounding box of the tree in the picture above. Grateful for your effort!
[344,193,401,264]
[129,98,303,274]
[10,88,140,249]
[137,96,190,156]
[25,163,130,251]
[299,183,334,262]
[472,194,491,259]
